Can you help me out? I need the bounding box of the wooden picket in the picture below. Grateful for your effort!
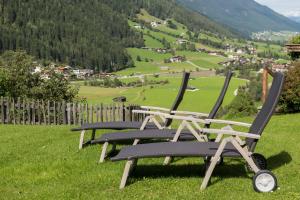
[0,97,143,125]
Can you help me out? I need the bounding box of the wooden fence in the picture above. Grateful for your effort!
[0,97,144,125]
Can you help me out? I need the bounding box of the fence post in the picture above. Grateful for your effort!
[17,97,21,124]
[67,103,71,125]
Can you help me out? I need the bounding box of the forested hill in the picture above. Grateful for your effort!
[177,0,300,36]
[0,0,236,72]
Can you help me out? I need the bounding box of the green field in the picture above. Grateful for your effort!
[1,112,299,199]
[116,48,226,76]
[78,76,246,113]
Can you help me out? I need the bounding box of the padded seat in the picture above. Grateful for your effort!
[111,141,241,161]
[91,129,196,144]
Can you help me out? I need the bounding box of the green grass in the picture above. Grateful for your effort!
[1,112,300,199]
[78,76,246,112]
[117,48,225,76]
[143,35,164,48]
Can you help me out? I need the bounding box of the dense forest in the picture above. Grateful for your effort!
[0,0,236,72]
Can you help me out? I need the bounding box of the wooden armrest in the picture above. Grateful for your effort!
[132,110,168,116]
[170,110,209,118]
[204,119,252,127]
[163,114,206,123]
[202,128,260,139]
[140,106,170,112]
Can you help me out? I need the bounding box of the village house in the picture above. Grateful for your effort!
[271,63,290,73]
[73,69,94,79]
[32,65,43,74]
[156,48,168,54]
[55,65,72,74]
[169,56,185,63]
[151,21,161,28]
[176,39,188,45]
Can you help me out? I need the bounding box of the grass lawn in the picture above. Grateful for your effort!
[0,112,299,199]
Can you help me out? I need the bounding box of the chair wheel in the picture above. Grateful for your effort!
[253,170,277,192]
[246,153,267,172]
[252,153,267,170]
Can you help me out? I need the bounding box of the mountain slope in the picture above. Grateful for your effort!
[289,16,300,23]
[177,0,300,36]
[0,0,238,71]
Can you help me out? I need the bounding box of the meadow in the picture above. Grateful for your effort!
[116,48,226,76]
[77,76,246,113]
[0,112,299,200]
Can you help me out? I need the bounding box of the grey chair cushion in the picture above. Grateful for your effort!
[91,129,196,144]
[111,141,241,161]
[71,121,159,131]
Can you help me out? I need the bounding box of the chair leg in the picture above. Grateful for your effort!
[99,142,109,163]
[200,138,229,190]
[91,129,96,140]
[79,130,85,150]
[120,160,134,189]
[163,156,172,165]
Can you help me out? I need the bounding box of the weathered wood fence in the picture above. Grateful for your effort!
[0,97,143,125]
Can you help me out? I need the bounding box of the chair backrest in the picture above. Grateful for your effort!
[207,71,233,120]
[246,72,285,151]
[164,72,190,127]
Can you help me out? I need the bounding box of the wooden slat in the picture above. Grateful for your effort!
[73,103,76,125]
[53,101,56,125]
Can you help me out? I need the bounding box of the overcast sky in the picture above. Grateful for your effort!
[255,0,300,17]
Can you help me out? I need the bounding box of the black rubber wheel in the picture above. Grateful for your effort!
[252,153,267,170]
[253,170,277,192]
[246,153,267,172]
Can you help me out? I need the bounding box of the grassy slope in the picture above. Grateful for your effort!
[117,48,226,76]
[78,76,246,113]
[0,113,299,199]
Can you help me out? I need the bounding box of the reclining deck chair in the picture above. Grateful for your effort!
[111,70,284,193]
[93,71,233,163]
[72,72,191,149]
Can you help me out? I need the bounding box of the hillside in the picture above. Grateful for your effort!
[0,0,237,72]
[177,0,300,36]
[289,16,300,23]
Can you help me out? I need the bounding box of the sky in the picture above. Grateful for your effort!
[255,0,300,17]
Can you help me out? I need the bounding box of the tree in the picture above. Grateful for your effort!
[136,55,142,62]
[0,50,78,102]
[279,62,300,113]
[224,87,257,118]
[289,35,300,60]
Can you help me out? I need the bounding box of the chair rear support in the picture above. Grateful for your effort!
[246,71,285,151]
[164,72,190,127]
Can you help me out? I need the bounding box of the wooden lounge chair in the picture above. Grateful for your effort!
[111,70,284,193]
[72,72,190,149]
[92,71,233,163]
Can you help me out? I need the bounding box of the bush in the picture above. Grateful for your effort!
[279,62,300,113]
[290,35,300,44]
[224,87,257,118]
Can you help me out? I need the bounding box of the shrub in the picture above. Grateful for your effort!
[278,62,300,113]
[224,87,257,118]
[290,35,300,44]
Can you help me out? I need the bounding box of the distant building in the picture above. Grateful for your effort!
[156,48,168,54]
[169,56,185,63]
[271,63,290,73]
[73,69,94,79]
[151,21,158,28]
[133,25,142,29]
[176,39,188,44]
